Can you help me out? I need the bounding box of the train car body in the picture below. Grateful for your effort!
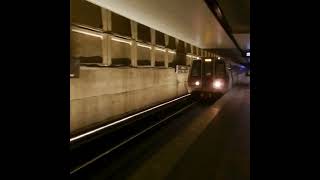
[187,57,233,100]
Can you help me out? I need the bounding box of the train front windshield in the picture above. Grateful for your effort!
[191,60,201,77]
[204,61,213,76]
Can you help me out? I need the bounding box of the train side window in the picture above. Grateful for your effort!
[191,60,201,77]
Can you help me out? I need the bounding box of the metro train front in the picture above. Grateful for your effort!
[187,57,232,100]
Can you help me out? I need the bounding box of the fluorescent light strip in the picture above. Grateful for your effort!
[70,94,191,142]
[111,37,132,45]
[137,43,151,49]
[155,47,166,52]
[205,59,212,62]
[71,29,103,39]
[168,50,176,54]
[187,54,200,59]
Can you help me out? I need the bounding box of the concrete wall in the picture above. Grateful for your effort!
[111,40,131,59]
[70,66,188,134]
[71,31,102,58]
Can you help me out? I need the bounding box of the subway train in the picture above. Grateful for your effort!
[187,56,234,100]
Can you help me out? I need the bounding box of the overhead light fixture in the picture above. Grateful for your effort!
[218,57,221,60]
[246,52,250,57]
[187,55,201,60]
[155,47,166,52]
[71,29,103,39]
[111,37,132,45]
[137,43,151,49]
[168,50,176,54]
[205,59,212,62]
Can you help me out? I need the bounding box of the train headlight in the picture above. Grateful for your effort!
[195,81,200,86]
[213,80,223,89]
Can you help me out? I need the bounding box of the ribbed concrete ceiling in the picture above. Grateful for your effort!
[88,0,236,49]
[233,33,250,50]
[216,0,250,34]
[216,0,250,51]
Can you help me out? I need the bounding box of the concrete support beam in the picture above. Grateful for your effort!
[106,35,112,65]
[165,49,169,68]
[101,8,112,32]
[151,28,156,67]
[164,34,169,68]
[131,20,138,66]
[165,34,169,46]
[101,34,108,65]
[101,8,112,65]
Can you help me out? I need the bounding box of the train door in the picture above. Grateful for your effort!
[203,58,214,90]
[215,60,230,91]
[188,59,202,89]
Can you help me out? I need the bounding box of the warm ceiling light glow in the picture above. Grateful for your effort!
[187,54,201,59]
[137,43,151,49]
[213,80,223,89]
[218,57,221,60]
[111,37,132,45]
[205,59,212,62]
[168,50,176,54]
[71,29,103,39]
[195,81,200,86]
[155,47,166,52]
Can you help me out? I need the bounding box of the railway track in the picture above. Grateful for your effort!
[70,94,196,176]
